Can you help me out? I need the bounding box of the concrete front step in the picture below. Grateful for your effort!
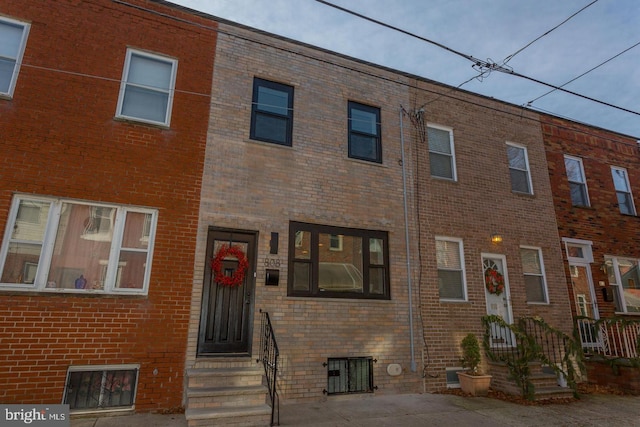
[187,367,264,388]
[529,373,562,389]
[532,386,575,401]
[185,405,272,427]
[187,385,268,408]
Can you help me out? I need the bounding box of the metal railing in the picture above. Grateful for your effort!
[258,309,279,426]
[577,317,640,359]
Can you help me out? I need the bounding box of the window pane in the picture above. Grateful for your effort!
[294,230,311,259]
[427,127,451,154]
[369,267,385,295]
[0,58,14,93]
[128,54,172,90]
[122,212,151,249]
[436,240,460,269]
[438,270,463,299]
[116,251,146,289]
[612,169,629,191]
[510,169,530,193]
[47,203,113,290]
[2,243,42,284]
[524,275,546,302]
[507,146,526,169]
[521,249,541,274]
[0,21,23,58]
[293,262,310,291]
[350,108,376,134]
[369,238,384,265]
[564,158,583,183]
[257,86,289,115]
[121,85,168,123]
[617,259,640,312]
[319,234,362,292]
[430,153,453,179]
[350,134,378,160]
[569,182,588,206]
[617,192,634,215]
[254,113,288,143]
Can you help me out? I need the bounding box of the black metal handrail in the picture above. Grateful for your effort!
[258,309,279,426]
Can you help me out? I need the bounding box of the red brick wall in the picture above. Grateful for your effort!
[586,361,640,395]
[0,0,216,411]
[541,115,640,319]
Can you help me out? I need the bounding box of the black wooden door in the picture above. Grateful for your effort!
[197,228,256,355]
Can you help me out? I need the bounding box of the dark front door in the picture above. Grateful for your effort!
[198,228,256,355]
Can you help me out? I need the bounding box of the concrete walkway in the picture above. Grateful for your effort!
[71,392,640,426]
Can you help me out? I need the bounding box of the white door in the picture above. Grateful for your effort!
[570,263,601,349]
[482,254,514,347]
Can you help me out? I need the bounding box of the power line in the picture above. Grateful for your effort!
[313,0,640,118]
[502,0,599,65]
[527,40,640,105]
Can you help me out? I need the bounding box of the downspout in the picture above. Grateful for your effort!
[400,106,417,372]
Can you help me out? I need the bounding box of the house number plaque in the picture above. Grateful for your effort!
[264,258,281,268]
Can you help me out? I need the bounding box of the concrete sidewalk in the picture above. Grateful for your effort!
[71,391,640,426]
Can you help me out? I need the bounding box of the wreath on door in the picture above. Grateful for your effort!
[211,245,249,287]
[485,267,505,296]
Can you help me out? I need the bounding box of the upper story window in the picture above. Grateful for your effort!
[348,102,382,163]
[0,17,30,98]
[427,125,456,181]
[520,247,548,304]
[288,222,389,299]
[436,237,466,301]
[604,256,640,314]
[611,166,636,215]
[0,195,157,295]
[116,49,177,126]
[250,78,294,146]
[506,143,533,194]
[564,155,590,207]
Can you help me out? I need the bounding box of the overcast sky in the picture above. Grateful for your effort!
[170,0,640,138]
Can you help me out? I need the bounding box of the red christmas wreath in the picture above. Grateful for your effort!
[211,245,249,287]
[484,267,505,296]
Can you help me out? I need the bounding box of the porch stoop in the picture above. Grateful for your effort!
[489,361,574,401]
[185,358,271,427]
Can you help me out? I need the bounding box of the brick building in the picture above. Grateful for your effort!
[0,0,216,413]
[541,115,640,320]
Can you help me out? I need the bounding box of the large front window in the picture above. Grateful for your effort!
[0,195,157,294]
[288,222,389,299]
[605,257,640,313]
[116,49,177,126]
[0,16,30,97]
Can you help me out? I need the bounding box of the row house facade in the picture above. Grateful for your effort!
[0,0,217,414]
[2,0,637,422]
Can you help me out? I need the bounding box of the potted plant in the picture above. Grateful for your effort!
[457,333,492,396]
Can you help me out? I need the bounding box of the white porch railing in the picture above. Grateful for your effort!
[577,318,640,359]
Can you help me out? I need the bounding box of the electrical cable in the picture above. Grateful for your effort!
[313,0,640,118]
[502,0,599,65]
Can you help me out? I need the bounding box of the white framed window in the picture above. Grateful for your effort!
[116,49,177,126]
[0,195,157,295]
[564,155,590,207]
[611,166,636,215]
[63,364,139,413]
[427,124,456,181]
[436,237,466,301]
[562,238,594,264]
[329,234,343,251]
[520,246,548,304]
[604,256,640,314]
[506,143,533,194]
[0,16,30,97]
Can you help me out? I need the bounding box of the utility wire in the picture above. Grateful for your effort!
[527,40,640,105]
[502,0,598,65]
[314,0,640,117]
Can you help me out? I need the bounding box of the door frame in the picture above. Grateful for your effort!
[197,226,258,356]
[482,253,515,347]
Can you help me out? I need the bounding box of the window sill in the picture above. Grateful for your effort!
[0,287,148,298]
[439,298,469,304]
[246,138,293,149]
[526,301,550,305]
[0,93,12,101]
[346,156,387,168]
[113,115,170,130]
[511,190,534,197]
[614,311,640,316]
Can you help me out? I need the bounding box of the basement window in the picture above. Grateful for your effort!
[324,357,375,395]
[446,367,462,388]
[63,365,139,413]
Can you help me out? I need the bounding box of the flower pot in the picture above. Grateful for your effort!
[457,371,492,396]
